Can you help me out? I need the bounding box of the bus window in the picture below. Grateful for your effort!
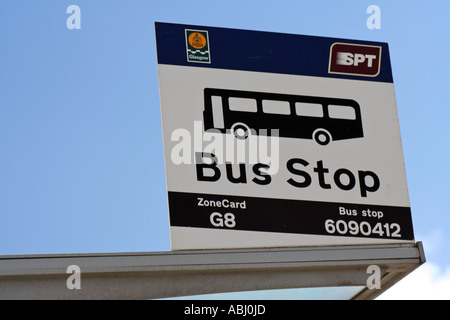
[211,96,225,129]
[262,100,290,115]
[295,102,323,117]
[229,97,258,113]
[328,105,356,120]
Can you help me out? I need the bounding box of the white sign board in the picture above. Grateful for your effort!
[155,22,415,250]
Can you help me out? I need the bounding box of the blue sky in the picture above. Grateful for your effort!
[1,1,450,299]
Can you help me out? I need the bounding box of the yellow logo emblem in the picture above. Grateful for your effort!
[188,32,207,49]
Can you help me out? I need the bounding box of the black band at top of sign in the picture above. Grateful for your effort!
[167,191,414,241]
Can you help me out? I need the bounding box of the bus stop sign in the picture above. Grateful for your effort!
[155,22,415,250]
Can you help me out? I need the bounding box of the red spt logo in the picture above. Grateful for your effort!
[329,43,382,77]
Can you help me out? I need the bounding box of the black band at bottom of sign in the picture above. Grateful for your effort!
[167,191,415,241]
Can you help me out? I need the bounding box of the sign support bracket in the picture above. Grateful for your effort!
[0,242,425,299]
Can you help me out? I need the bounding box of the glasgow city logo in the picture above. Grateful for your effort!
[185,29,211,63]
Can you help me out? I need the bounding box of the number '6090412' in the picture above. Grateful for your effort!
[325,219,401,238]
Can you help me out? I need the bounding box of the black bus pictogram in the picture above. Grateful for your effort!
[203,88,364,145]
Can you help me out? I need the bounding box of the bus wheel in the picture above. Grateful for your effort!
[313,129,331,145]
[231,123,250,140]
